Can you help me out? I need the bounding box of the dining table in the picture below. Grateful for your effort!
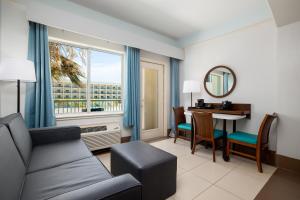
[184,111,246,161]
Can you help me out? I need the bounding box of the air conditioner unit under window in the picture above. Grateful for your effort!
[80,123,121,151]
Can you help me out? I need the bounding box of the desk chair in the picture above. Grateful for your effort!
[191,112,223,162]
[173,107,192,143]
[227,113,277,172]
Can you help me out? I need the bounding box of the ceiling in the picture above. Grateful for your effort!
[70,0,272,42]
[268,0,300,27]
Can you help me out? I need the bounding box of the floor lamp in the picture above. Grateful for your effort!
[0,59,36,113]
[183,80,201,107]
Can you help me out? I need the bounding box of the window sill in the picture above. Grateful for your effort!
[56,111,124,121]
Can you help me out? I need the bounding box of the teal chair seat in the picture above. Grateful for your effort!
[228,131,257,144]
[213,129,223,139]
[178,123,192,131]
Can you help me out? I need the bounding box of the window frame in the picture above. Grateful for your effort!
[49,39,124,116]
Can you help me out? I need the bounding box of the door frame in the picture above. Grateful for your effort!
[140,57,166,140]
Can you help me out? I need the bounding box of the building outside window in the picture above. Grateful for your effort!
[49,41,123,115]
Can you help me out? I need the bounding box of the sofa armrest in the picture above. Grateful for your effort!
[50,174,142,200]
[29,126,81,146]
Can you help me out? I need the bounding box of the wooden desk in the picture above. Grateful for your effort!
[185,112,246,120]
[188,103,251,118]
[187,103,251,161]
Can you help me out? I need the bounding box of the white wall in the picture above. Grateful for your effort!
[180,20,278,150]
[276,21,300,159]
[48,27,125,54]
[181,19,300,159]
[0,0,170,136]
[15,0,183,59]
[0,0,171,138]
[0,0,29,117]
[268,0,300,27]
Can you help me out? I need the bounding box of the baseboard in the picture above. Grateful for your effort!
[276,154,300,174]
[167,128,171,137]
[263,150,277,166]
[121,136,169,143]
[144,136,168,143]
[121,136,131,143]
[232,144,300,173]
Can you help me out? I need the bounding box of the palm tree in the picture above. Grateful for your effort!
[49,42,86,87]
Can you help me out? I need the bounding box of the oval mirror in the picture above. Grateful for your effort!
[204,66,236,98]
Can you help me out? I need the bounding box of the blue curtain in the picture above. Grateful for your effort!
[223,72,229,93]
[170,58,180,132]
[25,21,56,128]
[123,46,141,141]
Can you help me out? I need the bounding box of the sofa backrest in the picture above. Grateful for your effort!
[0,113,32,166]
[0,124,26,200]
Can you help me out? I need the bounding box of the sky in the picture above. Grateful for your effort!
[63,46,122,84]
[90,50,122,84]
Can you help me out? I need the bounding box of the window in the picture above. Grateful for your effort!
[49,41,122,115]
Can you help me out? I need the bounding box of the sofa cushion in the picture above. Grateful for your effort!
[1,113,32,166]
[0,125,26,200]
[28,139,92,173]
[21,157,112,200]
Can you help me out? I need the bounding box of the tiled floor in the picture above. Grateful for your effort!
[97,138,276,200]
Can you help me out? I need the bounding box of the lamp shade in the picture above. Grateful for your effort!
[0,58,36,82]
[183,80,201,93]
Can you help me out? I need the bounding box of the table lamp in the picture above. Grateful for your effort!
[0,58,36,113]
[183,80,201,107]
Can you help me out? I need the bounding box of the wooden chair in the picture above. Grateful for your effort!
[173,107,192,143]
[191,112,223,162]
[226,113,277,172]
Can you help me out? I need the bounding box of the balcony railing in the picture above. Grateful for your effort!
[54,99,122,114]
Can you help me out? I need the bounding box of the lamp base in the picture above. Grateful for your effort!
[17,79,20,113]
[190,92,193,107]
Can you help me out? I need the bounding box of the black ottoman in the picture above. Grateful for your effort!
[111,141,177,200]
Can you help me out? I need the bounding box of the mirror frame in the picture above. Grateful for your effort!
[204,65,237,98]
